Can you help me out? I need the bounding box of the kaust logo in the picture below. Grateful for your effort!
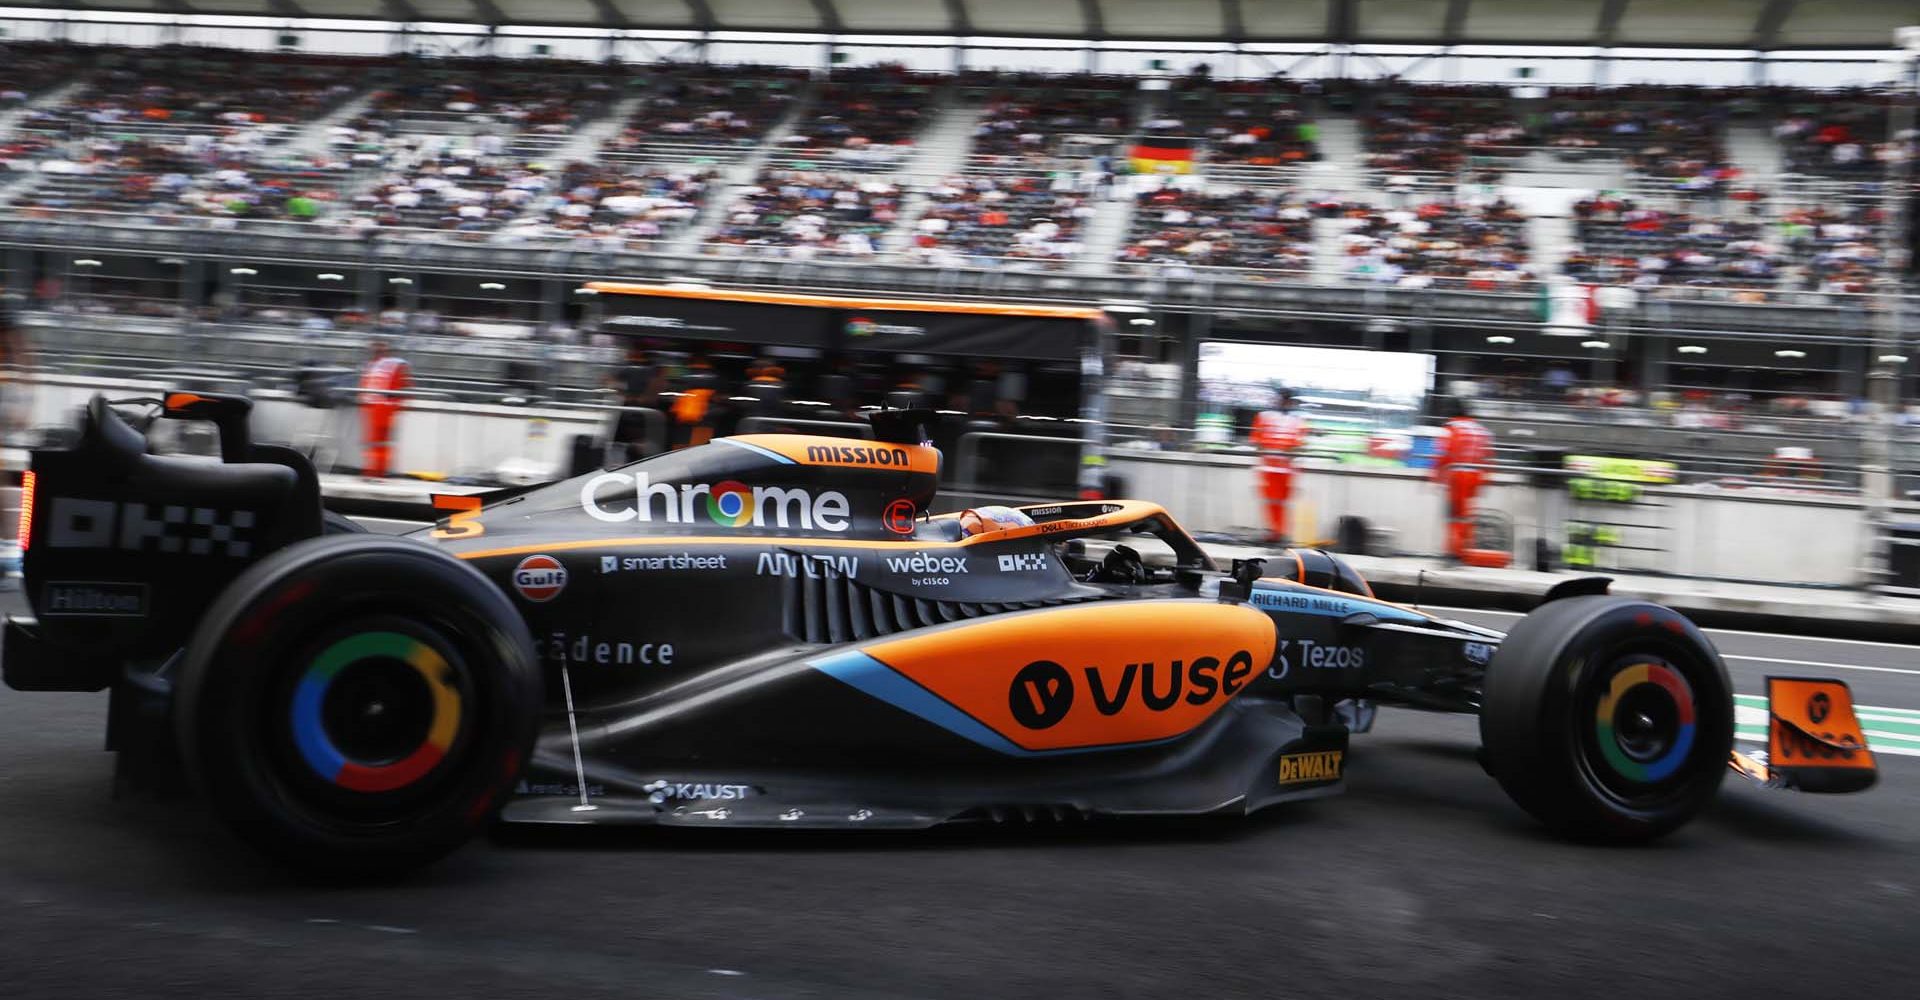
[581,472,851,532]
[1008,650,1257,730]
[642,780,754,804]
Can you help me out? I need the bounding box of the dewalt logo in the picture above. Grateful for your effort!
[1277,750,1344,786]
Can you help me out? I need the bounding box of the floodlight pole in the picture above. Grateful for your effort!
[1866,36,1920,589]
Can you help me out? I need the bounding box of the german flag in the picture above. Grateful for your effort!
[1129,136,1195,175]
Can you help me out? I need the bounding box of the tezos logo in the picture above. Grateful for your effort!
[998,553,1048,573]
[513,554,568,602]
[581,472,851,532]
[1008,650,1256,730]
[1463,642,1493,666]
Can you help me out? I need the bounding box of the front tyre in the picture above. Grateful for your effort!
[174,536,540,875]
[1479,595,1733,842]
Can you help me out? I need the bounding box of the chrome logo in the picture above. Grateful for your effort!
[290,631,462,793]
[1594,661,1696,783]
[513,554,568,602]
[705,480,754,527]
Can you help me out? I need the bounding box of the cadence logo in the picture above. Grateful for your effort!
[581,472,851,531]
[1007,650,1257,730]
[513,554,568,602]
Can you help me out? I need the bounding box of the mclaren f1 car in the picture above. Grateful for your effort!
[3,393,1879,873]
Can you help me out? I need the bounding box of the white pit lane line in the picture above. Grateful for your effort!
[1735,701,1920,758]
[1419,606,1920,654]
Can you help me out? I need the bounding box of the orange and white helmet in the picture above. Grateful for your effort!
[956,505,1035,537]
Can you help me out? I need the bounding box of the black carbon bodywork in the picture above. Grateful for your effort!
[8,401,1514,831]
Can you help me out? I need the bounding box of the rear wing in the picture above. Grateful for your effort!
[1729,676,1877,794]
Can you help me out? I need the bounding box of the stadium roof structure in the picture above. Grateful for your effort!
[3,0,1915,52]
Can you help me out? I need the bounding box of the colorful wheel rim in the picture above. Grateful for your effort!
[1593,661,1696,783]
[706,480,754,527]
[290,631,462,793]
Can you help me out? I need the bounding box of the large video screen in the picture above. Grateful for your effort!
[1197,342,1435,416]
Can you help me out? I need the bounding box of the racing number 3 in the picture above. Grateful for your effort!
[431,494,484,539]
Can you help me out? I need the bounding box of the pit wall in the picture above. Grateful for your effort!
[19,375,1871,587]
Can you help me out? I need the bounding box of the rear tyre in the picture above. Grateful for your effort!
[1479,595,1733,842]
[175,536,540,875]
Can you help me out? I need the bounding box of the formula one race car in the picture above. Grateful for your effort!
[4,393,1879,873]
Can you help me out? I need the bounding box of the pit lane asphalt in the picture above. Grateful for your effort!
[1,592,1915,1000]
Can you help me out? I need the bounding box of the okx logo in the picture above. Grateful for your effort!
[998,552,1048,572]
[1009,660,1074,729]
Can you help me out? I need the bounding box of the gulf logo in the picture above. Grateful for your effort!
[513,554,568,602]
[705,480,754,527]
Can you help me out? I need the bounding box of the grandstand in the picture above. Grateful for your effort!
[0,3,1917,451]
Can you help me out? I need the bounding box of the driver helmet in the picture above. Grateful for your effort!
[956,504,1034,538]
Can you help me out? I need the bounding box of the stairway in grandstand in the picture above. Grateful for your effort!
[884,102,987,252]
[904,99,983,180]
[282,89,381,157]
[552,94,649,163]
[1072,191,1136,275]
[668,91,817,257]
[1311,113,1366,183]
[1530,216,1577,276]
[0,80,84,137]
[1725,121,1785,179]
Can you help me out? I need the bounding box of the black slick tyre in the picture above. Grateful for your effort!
[174,535,540,875]
[1479,595,1733,842]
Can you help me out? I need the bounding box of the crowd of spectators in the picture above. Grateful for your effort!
[1779,203,1886,294]
[1338,196,1533,287]
[1775,103,1898,177]
[0,42,93,107]
[497,163,716,247]
[17,46,361,133]
[1560,193,1886,297]
[1540,92,1731,179]
[909,174,1089,266]
[608,69,803,152]
[704,169,903,257]
[348,145,555,235]
[1155,78,1319,167]
[969,75,1136,160]
[1562,194,1783,293]
[345,61,616,140]
[1116,181,1316,274]
[5,131,358,223]
[781,67,941,167]
[1362,86,1527,174]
